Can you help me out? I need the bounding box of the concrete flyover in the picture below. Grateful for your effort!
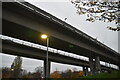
[1,39,118,77]
[1,1,120,77]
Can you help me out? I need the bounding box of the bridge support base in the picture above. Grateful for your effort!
[89,57,94,75]
[89,56,101,74]
[119,66,120,70]
[95,56,101,74]
[44,60,51,78]
[83,66,86,76]
[83,66,88,76]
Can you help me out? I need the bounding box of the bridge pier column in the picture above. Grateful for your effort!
[83,66,88,76]
[83,66,86,76]
[44,60,51,78]
[118,66,120,70]
[95,56,101,74]
[108,62,113,73]
[85,67,88,76]
[105,62,109,73]
[89,57,94,75]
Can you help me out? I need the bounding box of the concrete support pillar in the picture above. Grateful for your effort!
[83,66,86,76]
[85,67,88,76]
[44,60,51,78]
[95,56,101,74]
[118,66,120,70]
[104,62,109,73]
[108,62,113,73]
[83,66,88,76]
[89,57,94,75]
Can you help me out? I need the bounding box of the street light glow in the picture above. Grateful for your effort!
[11,69,14,71]
[41,34,48,39]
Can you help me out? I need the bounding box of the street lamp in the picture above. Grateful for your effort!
[41,34,49,78]
[41,34,48,39]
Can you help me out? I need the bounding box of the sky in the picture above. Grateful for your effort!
[0,0,119,73]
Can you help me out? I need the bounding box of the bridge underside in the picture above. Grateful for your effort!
[2,39,89,67]
[2,19,120,66]
[1,39,117,71]
[2,2,120,68]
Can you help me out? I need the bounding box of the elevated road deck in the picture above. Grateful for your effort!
[1,1,120,76]
[2,2,120,66]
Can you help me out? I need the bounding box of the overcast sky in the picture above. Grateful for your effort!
[1,0,119,73]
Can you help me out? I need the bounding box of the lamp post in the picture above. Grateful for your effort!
[41,34,49,78]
